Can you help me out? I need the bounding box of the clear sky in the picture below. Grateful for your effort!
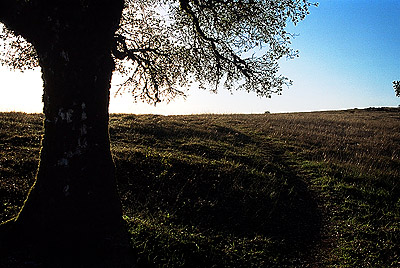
[0,0,399,114]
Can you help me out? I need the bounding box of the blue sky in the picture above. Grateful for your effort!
[0,0,399,114]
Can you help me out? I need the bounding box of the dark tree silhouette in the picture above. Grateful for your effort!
[394,81,400,97]
[0,0,314,265]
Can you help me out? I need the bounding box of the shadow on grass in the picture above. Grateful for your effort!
[114,122,322,254]
[117,157,321,243]
[0,217,137,268]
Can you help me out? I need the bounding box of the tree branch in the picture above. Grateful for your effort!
[179,0,254,83]
[0,1,27,35]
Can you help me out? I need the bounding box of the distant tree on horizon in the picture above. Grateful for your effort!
[394,81,400,97]
[0,0,314,264]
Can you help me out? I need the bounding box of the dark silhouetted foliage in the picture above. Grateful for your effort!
[394,80,400,97]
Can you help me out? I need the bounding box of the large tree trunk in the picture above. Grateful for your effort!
[14,43,130,265]
[18,34,124,245]
[0,1,132,266]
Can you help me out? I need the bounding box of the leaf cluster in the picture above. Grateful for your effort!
[0,24,38,70]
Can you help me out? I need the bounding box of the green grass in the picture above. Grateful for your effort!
[1,108,399,267]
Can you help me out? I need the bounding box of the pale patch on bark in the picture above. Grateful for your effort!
[63,184,70,197]
[56,104,89,166]
[81,102,87,120]
[80,124,87,136]
[78,136,88,149]
[58,108,73,123]
[78,130,88,150]
[79,102,88,148]
[60,50,69,62]
[81,111,87,121]
[56,144,86,167]
[57,157,69,167]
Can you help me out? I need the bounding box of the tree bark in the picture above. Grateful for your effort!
[1,1,132,266]
[18,33,123,241]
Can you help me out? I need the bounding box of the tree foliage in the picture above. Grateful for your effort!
[0,0,316,104]
[0,24,39,70]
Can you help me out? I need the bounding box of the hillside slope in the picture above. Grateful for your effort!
[1,108,399,267]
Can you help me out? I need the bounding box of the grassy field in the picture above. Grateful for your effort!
[1,108,399,267]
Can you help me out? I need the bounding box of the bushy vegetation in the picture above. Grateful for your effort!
[1,108,399,267]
